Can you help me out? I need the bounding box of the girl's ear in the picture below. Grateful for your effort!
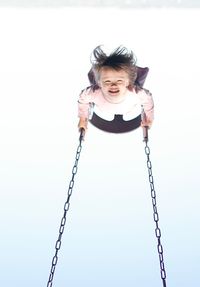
[97,80,102,88]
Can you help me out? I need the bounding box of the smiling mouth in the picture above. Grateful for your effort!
[109,90,119,94]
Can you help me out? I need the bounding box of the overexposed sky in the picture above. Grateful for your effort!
[0,0,200,8]
[0,6,200,287]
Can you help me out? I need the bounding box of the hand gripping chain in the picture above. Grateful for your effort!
[46,129,85,287]
[143,127,167,287]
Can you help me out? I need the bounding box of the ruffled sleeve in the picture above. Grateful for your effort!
[138,88,154,123]
[78,87,94,119]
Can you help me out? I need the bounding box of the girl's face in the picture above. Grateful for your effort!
[98,67,130,101]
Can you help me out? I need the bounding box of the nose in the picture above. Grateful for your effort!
[110,82,117,87]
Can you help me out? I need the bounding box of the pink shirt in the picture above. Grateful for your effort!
[78,86,154,122]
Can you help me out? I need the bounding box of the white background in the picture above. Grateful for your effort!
[0,7,199,287]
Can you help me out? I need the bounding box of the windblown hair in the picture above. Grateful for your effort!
[91,45,137,88]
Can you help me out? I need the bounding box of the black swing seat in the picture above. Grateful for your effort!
[90,112,142,133]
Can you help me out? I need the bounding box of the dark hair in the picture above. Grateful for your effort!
[91,45,137,88]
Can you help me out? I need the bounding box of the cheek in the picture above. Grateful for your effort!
[101,86,109,93]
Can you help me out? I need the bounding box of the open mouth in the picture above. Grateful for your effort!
[108,89,120,94]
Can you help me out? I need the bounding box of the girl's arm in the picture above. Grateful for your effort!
[77,87,93,131]
[139,89,154,128]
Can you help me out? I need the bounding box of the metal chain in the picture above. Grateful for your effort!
[144,135,167,287]
[46,125,167,287]
[46,129,85,287]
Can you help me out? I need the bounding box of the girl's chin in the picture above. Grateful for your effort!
[108,91,120,96]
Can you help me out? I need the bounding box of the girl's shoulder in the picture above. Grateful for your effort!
[80,85,101,96]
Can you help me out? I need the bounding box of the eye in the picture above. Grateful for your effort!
[103,81,111,86]
[117,80,123,84]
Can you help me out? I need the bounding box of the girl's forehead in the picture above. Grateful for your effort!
[99,67,129,79]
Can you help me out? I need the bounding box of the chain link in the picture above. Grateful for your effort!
[144,140,167,287]
[46,129,84,287]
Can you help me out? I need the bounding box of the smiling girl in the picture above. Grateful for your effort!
[78,46,154,133]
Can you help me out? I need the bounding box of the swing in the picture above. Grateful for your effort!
[46,69,167,287]
[87,66,149,133]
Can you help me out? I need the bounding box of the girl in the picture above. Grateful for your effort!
[78,46,154,133]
